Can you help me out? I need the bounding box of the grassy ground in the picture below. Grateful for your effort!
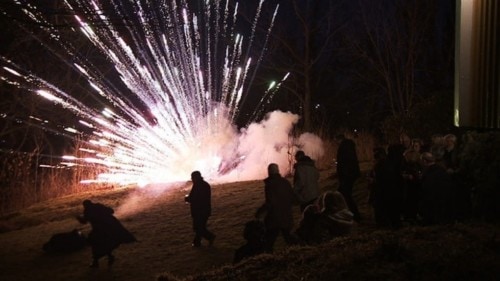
[0,167,498,281]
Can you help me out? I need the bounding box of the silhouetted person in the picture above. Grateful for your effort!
[411,138,424,154]
[185,171,215,247]
[77,200,136,268]
[293,150,321,212]
[419,152,453,225]
[295,204,323,245]
[402,149,423,223]
[256,163,296,252]
[385,145,405,227]
[233,220,266,264]
[335,134,362,222]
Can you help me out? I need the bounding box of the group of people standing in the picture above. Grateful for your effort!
[367,133,465,228]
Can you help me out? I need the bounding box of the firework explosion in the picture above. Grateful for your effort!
[1,0,323,186]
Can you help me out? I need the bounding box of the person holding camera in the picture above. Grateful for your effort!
[185,171,216,247]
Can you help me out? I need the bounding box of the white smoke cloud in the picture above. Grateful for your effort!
[296,132,325,161]
[214,110,325,182]
[115,110,325,217]
[220,110,300,181]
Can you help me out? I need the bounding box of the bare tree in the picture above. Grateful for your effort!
[347,0,436,117]
[261,0,347,132]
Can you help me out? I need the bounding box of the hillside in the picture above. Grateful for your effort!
[0,169,499,281]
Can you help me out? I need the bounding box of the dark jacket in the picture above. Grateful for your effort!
[186,178,212,218]
[336,139,361,181]
[419,164,453,224]
[79,202,136,258]
[295,205,323,245]
[256,174,295,230]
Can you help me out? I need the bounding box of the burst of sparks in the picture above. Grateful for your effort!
[1,0,290,186]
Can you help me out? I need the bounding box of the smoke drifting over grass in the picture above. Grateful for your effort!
[114,110,324,217]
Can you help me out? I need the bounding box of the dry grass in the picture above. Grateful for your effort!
[1,167,498,281]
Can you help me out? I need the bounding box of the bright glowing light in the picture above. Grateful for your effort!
[3,66,22,77]
[1,0,324,187]
[37,90,62,103]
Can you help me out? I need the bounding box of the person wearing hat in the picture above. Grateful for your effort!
[185,171,216,247]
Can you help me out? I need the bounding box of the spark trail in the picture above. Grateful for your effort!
[1,0,321,186]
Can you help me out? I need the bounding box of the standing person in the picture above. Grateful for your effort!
[411,138,425,154]
[419,152,453,225]
[256,163,296,252]
[77,200,137,268]
[185,171,215,247]
[402,149,423,224]
[335,134,362,222]
[293,150,321,212]
[370,146,404,228]
[443,134,459,173]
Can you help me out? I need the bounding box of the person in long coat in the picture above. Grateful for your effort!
[77,200,137,268]
[335,134,362,222]
[185,171,216,247]
[256,163,296,252]
[419,152,453,225]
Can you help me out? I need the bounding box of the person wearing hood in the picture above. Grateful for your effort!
[293,150,321,212]
[317,191,354,240]
[335,134,362,222]
[77,200,137,268]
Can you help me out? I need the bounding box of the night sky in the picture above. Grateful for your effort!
[0,0,457,154]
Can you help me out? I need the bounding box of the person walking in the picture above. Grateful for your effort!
[335,134,362,222]
[256,163,296,252]
[293,150,321,212]
[185,171,216,247]
[77,199,137,268]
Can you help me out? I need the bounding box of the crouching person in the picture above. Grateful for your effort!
[77,199,137,268]
[317,191,353,241]
[233,220,266,264]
